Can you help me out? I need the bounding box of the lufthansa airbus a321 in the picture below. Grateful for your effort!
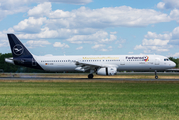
[5,34,176,79]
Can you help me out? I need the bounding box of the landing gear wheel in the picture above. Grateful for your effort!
[155,70,158,79]
[88,74,94,79]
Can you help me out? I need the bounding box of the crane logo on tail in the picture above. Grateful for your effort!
[13,44,24,56]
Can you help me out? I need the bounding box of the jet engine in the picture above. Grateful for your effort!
[96,67,117,76]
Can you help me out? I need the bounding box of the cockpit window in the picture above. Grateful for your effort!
[164,59,169,61]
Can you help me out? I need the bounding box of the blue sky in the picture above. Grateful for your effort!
[1,0,179,57]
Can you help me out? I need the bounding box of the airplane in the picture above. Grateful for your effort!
[5,34,176,79]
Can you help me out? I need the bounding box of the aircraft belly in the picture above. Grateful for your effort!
[118,64,170,71]
[40,63,76,72]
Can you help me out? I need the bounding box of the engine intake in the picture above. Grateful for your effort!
[96,67,117,76]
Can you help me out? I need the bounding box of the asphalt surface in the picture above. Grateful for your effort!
[0,77,179,82]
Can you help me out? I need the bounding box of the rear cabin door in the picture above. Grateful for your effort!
[32,58,37,66]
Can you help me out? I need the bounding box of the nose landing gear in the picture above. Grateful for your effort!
[155,70,158,79]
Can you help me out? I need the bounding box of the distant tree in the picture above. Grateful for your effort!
[169,57,179,68]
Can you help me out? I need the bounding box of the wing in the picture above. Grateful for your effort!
[74,61,117,72]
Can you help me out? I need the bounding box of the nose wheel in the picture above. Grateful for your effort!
[155,70,158,79]
[88,74,94,79]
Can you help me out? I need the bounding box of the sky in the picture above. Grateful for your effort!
[1,0,179,57]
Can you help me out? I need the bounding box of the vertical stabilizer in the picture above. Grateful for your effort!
[6,34,43,70]
[7,34,33,58]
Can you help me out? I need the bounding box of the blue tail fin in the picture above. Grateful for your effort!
[7,34,43,70]
[7,34,33,59]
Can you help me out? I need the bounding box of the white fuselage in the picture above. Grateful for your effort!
[6,34,176,79]
[33,54,176,72]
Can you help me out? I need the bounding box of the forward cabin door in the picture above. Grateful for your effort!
[155,58,159,65]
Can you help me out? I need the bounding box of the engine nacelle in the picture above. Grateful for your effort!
[96,67,117,76]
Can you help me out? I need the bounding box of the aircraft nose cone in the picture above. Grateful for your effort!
[171,61,176,68]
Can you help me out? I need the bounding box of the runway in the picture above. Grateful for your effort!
[1,77,179,82]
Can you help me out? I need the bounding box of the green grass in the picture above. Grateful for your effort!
[0,82,179,119]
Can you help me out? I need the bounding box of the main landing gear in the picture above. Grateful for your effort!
[88,74,94,79]
[155,70,158,79]
[88,69,95,79]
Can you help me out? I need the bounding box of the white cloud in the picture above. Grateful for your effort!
[134,36,171,53]
[5,0,92,5]
[92,44,110,52]
[100,49,108,52]
[157,0,179,9]
[25,40,51,48]
[152,26,179,41]
[17,27,78,39]
[0,5,28,21]
[49,10,72,19]
[44,6,171,29]
[134,44,170,53]
[0,0,92,21]
[172,26,179,39]
[76,46,83,50]
[50,0,92,5]
[170,9,179,23]
[2,1,178,54]
[92,44,105,49]
[100,32,117,43]
[142,39,169,46]
[5,3,173,44]
[36,27,59,38]
[13,17,47,33]
[28,2,51,18]
[144,31,171,40]
[173,52,179,57]
[0,40,9,47]
[0,32,7,40]
[134,25,179,53]
[0,30,15,47]
[157,2,165,9]
[53,42,69,48]
[115,38,126,44]
[66,31,117,44]
[0,0,31,21]
[91,45,112,52]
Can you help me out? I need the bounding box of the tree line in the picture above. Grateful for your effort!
[169,57,179,68]
[0,53,178,73]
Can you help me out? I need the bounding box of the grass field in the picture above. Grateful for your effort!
[0,82,179,119]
